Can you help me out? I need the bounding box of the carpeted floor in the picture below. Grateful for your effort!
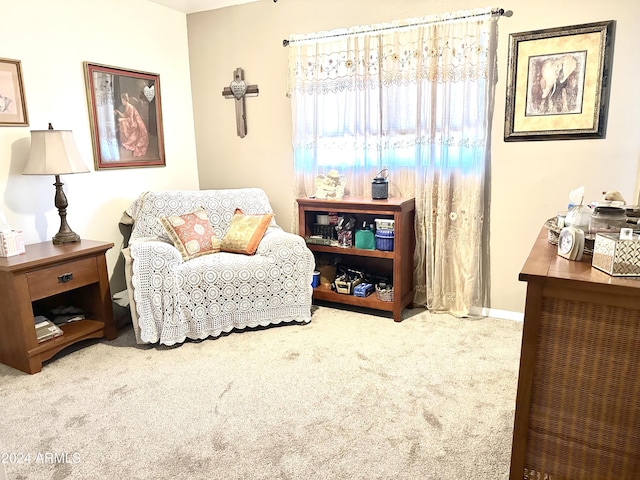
[0,306,523,480]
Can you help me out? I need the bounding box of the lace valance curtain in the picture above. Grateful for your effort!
[287,10,494,93]
[288,8,498,316]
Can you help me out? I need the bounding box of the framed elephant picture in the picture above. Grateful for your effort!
[504,20,614,141]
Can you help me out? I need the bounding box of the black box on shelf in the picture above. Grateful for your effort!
[313,223,335,239]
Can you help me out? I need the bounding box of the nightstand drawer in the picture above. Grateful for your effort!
[27,257,99,301]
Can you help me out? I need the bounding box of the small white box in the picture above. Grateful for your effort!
[374,218,395,231]
[0,230,26,257]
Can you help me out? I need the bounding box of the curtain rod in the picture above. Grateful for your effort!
[282,8,505,47]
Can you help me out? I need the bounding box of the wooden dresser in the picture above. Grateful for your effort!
[510,227,640,479]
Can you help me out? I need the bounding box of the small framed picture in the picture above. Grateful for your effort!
[84,62,165,169]
[0,58,29,126]
[504,21,614,141]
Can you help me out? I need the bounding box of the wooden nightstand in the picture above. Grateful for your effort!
[0,240,116,374]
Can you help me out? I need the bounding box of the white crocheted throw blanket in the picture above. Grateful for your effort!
[123,189,314,345]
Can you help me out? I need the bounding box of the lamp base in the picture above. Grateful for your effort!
[52,230,80,245]
[52,174,81,245]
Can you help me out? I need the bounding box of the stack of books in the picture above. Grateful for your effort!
[34,315,63,342]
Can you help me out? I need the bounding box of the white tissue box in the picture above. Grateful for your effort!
[0,230,26,257]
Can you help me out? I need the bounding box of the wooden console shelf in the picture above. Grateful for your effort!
[0,240,117,374]
[510,227,640,479]
[297,196,415,321]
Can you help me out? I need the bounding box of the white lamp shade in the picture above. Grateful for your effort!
[23,129,90,175]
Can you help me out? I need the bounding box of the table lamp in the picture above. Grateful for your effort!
[22,123,90,245]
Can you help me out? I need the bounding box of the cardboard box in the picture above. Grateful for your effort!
[317,265,337,286]
[592,232,640,276]
[0,230,25,257]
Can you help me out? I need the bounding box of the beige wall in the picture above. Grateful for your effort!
[2,0,638,315]
[2,0,200,292]
[188,0,640,315]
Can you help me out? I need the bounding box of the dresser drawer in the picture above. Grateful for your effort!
[27,257,99,301]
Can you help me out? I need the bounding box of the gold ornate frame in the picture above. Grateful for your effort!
[504,21,614,141]
[0,58,29,126]
[84,62,165,169]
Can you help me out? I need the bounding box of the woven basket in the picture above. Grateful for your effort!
[375,230,394,251]
[544,217,595,256]
[375,285,394,302]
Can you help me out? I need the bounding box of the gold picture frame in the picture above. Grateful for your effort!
[504,20,614,141]
[0,57,29,126]
[84,62,165,169]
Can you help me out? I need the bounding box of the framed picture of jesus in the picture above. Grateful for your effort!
[84,62,165,169]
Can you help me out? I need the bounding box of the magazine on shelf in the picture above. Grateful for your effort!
[50,306,85,325]
[53,313,85,324]
[34,315,64,342]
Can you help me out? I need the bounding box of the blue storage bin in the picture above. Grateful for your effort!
[354,282,374,297]
[375,230,394,251]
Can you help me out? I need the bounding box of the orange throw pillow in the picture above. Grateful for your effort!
[159,207,220,261]
[221,209,273,255]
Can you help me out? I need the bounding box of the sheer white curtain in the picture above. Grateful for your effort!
[287,8,498,316]
[92,71,120,162]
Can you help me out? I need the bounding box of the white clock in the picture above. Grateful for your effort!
[558,226,585,261]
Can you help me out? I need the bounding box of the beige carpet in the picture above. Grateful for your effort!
[0,306,523,480]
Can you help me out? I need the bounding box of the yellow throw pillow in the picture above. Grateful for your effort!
[159,207,221,261]
[221,209,273,255]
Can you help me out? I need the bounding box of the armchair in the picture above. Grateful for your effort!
[121,188,314,346]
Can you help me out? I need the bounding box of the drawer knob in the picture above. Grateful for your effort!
[58,272,73,283]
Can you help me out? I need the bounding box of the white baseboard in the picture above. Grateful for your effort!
[471,307,524,322]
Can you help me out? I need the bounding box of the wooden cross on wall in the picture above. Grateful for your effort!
[222,67,259,138]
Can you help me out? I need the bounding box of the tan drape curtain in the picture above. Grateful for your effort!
[288,8,498,316]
